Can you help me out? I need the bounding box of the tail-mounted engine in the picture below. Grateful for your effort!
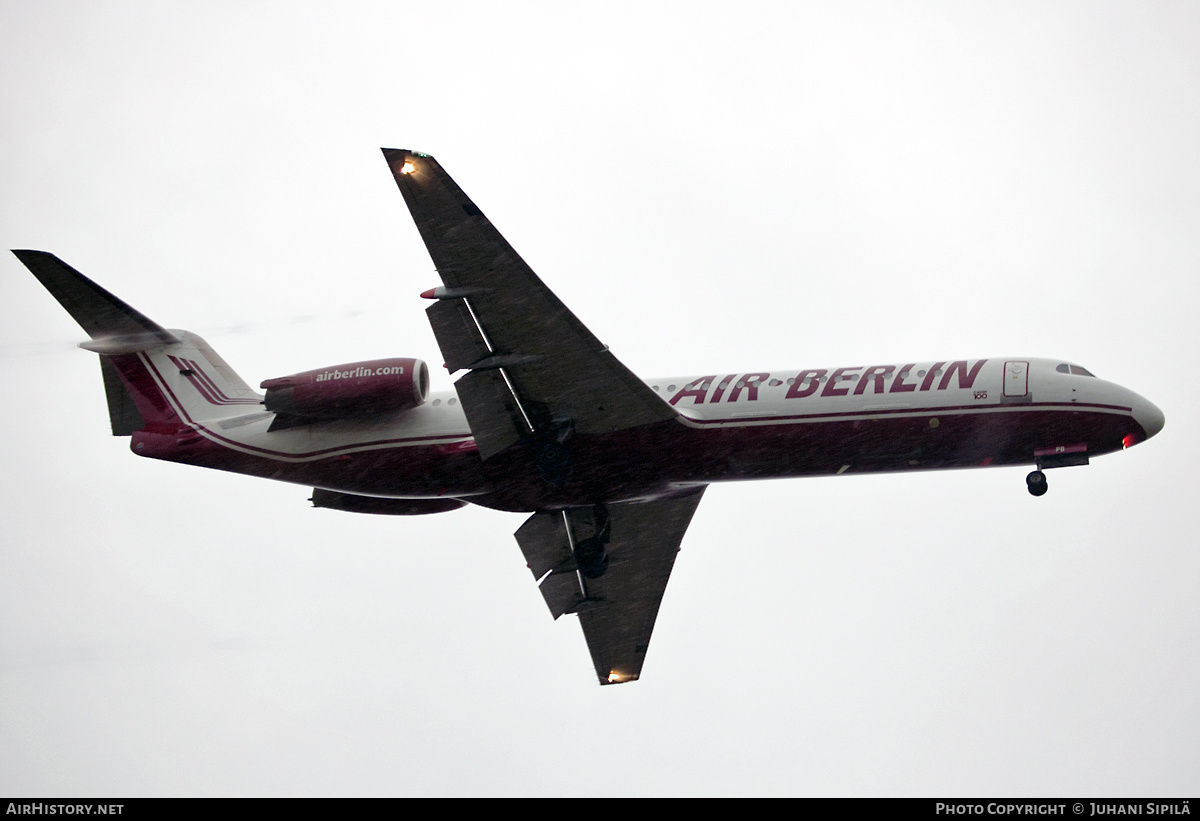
[261,357,429,420]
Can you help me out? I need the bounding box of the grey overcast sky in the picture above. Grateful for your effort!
[2,1,1197,796]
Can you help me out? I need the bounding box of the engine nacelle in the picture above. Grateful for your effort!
[261,357,429,419]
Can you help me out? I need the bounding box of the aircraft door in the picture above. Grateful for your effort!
[1003,361,1029,398]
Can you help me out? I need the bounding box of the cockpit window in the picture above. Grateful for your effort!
[1056,363,1095,377]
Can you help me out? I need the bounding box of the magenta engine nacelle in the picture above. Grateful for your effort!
[260,357,429,418]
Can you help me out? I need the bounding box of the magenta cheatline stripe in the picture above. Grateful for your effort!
[678,401,1134,427]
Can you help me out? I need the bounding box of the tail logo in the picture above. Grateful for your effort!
[166,355,260,406]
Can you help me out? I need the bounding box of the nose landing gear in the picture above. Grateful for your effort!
[1024,446,1090,496]
[1026,470,1048,497]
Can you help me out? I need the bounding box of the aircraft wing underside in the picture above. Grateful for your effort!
[515,487,706,684]
[381,148,677,459]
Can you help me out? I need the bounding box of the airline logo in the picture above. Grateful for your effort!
[314,364,406,382]
[670,359,988,406]
[166,355,260,406]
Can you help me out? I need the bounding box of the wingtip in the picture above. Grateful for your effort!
[600,672,640,685]
[12,249,62,269]
[381,147,433,161]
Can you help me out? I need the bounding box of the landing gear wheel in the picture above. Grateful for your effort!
[1026,470,1048,497]
[574,539,610,579]
[534,441,572,485]
[572,504,612,579]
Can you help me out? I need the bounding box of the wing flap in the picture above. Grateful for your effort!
[425,298,491,373]
[514,510,571,580]
[538,571,587,620]
[515,510,588,619]
[453,369,529,460]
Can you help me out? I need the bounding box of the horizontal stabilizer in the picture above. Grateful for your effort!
[18,252,259,430]
[12,250,179,345]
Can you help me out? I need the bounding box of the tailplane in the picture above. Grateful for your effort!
[14,250,262,434]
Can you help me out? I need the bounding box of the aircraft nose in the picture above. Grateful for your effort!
[1133,398,1165,441]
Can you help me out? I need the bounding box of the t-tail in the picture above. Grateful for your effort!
[13,250,262,437]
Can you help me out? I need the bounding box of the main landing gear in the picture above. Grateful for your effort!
[572,504,611,579]
[1026,470,1048,497]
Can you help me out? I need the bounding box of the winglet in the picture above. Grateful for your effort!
[13,250,180,345]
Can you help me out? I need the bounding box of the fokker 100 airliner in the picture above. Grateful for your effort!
[14,149,1165,685]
